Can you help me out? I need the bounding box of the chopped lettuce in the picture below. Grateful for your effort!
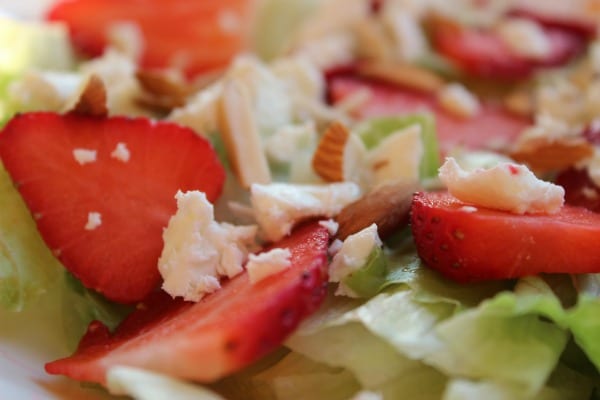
[567,295,600,371]
[354,114,440,181]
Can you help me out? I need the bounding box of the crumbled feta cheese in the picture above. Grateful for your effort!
[292,32,356,70]
[437,83,481,119]
[328,238,343,257]
[271,56,325,101]
[329,224,382,297]
[438,157,565,214]
[168,81,223,136]
[264,122,317,164]
[496,18,551,60]
[73,148,97,165]
[250,182,361,241]
[246,248,292,284]
[319,219,339,236]
[84,211,102,230]
[106,22,143,60]
[158,191,257,302]
[368,123,423,188]
[7,71,84,113]
[110,142,130,162]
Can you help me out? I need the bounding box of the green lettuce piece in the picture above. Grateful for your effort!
[354,114,440,180]
[107,366,225,400]
[567,296,600,371]
[342,246,388,298]
[0,162,63,311]
[425,291,569,395]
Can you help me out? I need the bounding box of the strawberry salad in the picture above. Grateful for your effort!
[1,0,600,399]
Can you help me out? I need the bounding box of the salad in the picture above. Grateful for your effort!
[1,0,600,399]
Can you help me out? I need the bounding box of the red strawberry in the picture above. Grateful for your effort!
[328,76,530,154]
[507,7,597,40]
[556,168,600,213]
[0,112,225,303]
[46,0,254,78]
[430,16,588,80]
[46,222,330,385]
[410,191,600,282]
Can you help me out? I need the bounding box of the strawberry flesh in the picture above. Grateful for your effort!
[46,0,254,78]
[556,168,600,213]
[328,76,531,154]
[45,222,330,385]
[411,191,600,282]
[0,112,225,303]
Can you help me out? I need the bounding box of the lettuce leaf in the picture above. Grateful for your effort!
[567,295,600,372]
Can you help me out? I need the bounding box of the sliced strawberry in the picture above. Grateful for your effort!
[329,76,530,154]
[556,168,600,213]
[0,112,225,303]
[430,16,587,80]
[46,222,330,385]
[46,0,254,78]
[507,7,597,40]
[410,191,600,282]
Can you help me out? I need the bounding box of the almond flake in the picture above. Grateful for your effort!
[352,17,395,61]
[219,79,271,188]
[503,89,534,118]
[510,138,595,172]
[71,74,108,117]
[312,121,350,182]
[335,181,416,240]
[356,61,444,93]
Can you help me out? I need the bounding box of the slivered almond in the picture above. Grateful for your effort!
[335,181,416,240]
[353,17,395,61]
[219,79,271,188]
[503,89,534,118]
[356,61,444,93]
[312,121,350,182]
[510,139,594,172]
[71,74,108,117]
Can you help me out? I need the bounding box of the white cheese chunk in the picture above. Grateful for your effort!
[73,148,97,165]
[438,83,481,119]
[438,157,565,214]
[250,182,361,242]
[84,211,102,231]
[496,18,551,60]
[110,142,130,162]
[329,223,382,298]
[158,191,257,302]
[318,219,339,236]
[246,247,292,284]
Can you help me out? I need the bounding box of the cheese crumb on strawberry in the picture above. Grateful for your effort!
[159,190,257,302]
[437,83,481,119]
[73,148,97,165]
[246,247,292,284]
[84,211,102,230]
[496,18,551,60]
[318,219,339,236]
[250,182,361,242]
[329,223,382,297]
[110,142,131,162]
[438,157,565,214]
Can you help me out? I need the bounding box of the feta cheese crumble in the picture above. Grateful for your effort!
[250,182,361,242]
[84,211,102,231]
[246,247,292,284]
[110,142,131,162]
[158,191,257,302]
[329,223,382,298]
[73,148,97,165]
[496,18,551,60]
[438,157,565,214]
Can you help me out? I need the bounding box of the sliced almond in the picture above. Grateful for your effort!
[312,121,350,182]
[353,17,395,61]
[510,138,595,172]
[356,61,444,94]
[71,74,108,117]
[219,79,271,188]
[503,89,534,118]
[335,181,416,240]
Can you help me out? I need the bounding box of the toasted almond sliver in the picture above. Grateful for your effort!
[510,139,595,172]
[503,89,534,118]
[335,181,416,241]
[356,61,445,94]
[219,79,271,188]
[312,121,350,182]
[71,74,108,117]
[353,17,395,61]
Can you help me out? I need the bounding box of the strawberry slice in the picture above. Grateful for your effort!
[46,222,330,385]
[507,7,597,40]
[46,0,254,78]
[410,191,600,282]
[430,16,587,80]
[0,112,225,303]
[329,76,530,154]
[556,168,600,213]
